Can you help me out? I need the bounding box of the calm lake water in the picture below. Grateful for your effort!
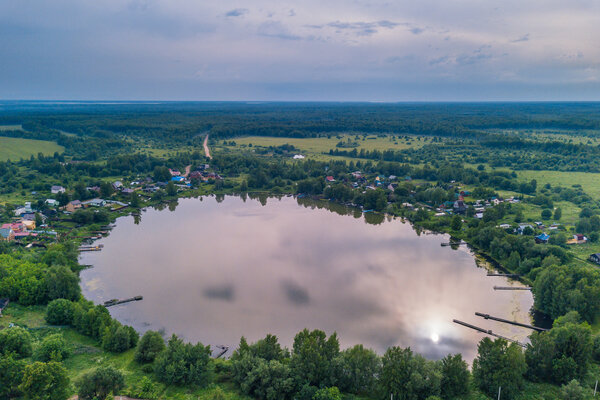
[80,195,534,361]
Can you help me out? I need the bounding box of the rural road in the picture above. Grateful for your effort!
[204,134,212,159]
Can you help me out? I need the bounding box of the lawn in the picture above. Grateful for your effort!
[0,136,64,162]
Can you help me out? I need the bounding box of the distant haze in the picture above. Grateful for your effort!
[1,0,599,101]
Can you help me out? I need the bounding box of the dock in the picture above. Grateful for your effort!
[493,286,531,291]
[453,319,527,348]
[441,241,466,247]
[475,312,548,332]
[103,296,143,307]
[487,273,521,278]
[79,244,104,252]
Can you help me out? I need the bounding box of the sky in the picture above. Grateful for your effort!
[1,0,599,101]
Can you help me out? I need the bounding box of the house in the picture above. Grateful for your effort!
[87,186,101,193]
[535,233,550,244]
[351,171,363,179]
[171,176,185,183]
[51,185,65,194]
[2,223,25,233]
[169,169,181,176]
[122,188,135,194]
[0,228,14,241]
[475,212,484,219]
[45,199,59,207]
[389,175,397,181]
[589,253,600,265]
[82,198,106,207]
[112,181,123,190]
[453,200,467,214]
[64,200,82,213]
[325,176,335,182]
[21,220,36,230]
[293,154,305,159]
[518,224,534,234]
[498,223,511,229]
[568,234,587,245]
[402,202,415,210]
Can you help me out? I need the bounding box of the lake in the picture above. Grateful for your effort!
[80,195,534,361]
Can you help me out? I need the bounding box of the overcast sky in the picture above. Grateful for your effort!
[1,0,599,101]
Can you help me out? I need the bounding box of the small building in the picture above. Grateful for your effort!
[122,188,135,194]
[45,199,59,207]
[535,233,550,244]
[64,200,82,213]
[567,234,587,245]
[169,169,181,176]
[293,154,305,159]
[589,253,600,265]
[112,181,123,190]
[171,176,185,183]
[498,223,511,229]
[0,228,14,241]
[51,185,65,194]
[82,198,106,207]
[325,176,335,182]
[518,224,534,234]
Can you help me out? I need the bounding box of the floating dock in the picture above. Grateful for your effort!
[475,312,548,332]
[493,286,531,291]
[103,296,143,307]
[453,319,527,348]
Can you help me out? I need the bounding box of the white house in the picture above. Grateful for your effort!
[51,185,65,194]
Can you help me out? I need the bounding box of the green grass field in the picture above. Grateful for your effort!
[0,136,64,161]
[227,134,433,161]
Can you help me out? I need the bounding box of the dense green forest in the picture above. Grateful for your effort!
[2,102,600,399]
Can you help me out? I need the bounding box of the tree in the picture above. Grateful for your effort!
[154,334,213,386]
[380,346,441,400]
[554,207,562,220]
[313,387,342,400]
[472,338,526,400]
[44,265,81,301]
[450,215,462,231]
[541,209,552,220]
[100,181,114,198]
[46,299,75,325]
[34,333,71,362]
[291,329,340,388]
[166,181,177,196]
[0,326,33,359]
[135,330,165,363]
[336,344,380,394]
[77,366,125,400]
[19,361,70,400]
[102,322,138,353]
[440,354,469,399]
[0,354,25,400]
[561,379,586,400]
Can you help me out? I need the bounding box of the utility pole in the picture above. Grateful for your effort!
[594,380,598,396]
[497,386,501,400]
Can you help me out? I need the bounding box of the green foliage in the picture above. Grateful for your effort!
[154,334,214,386]
[101,321,138,353]
[0,354,25,400]
[134,330,166,363]
[77,365,125,400]
[312,386,341,400]
[379,346,441,400]
[440,354,469,399]
[19,361,70,400]
[472,338,526,400]
[291,329,340,388]
[561,379,586,400]
[44,265,81,301]
[126,376,163,400]
[45,298,75,325]
[450,215,462,231]
[336,344,380,394]
[33,333,71,362]
[0,326,33,359]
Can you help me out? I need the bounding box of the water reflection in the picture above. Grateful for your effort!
[80,195,534,361]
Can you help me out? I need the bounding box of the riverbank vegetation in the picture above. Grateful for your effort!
[2,102,600,398]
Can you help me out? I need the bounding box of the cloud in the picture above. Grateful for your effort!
[257,21,300,40]
[511,33,529,43]
[225,8,248,17]
[203,285,235,301]
[281,280,310,305]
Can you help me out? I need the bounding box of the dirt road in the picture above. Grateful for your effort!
[204,134,212,159]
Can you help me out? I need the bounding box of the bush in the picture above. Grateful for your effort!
[0,354,26,400]
[313,386,341,400]
[154,334,213,386]
[45,299,75,325]
[44,265,81,301]
[19,361,70,400]
[34,333,71,362]
[134,330,165,363]
[561,379,585,400]
[101,322,138,353]
[77,366,125,400]
[0,326,33,359]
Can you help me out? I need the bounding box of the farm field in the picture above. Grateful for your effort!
[0,136,64,161]
[516,170,600,200]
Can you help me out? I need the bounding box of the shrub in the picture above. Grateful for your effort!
[34,333,71,362]
[154,334,213,386]
[77,366,125,400]
[0,326,33,359]
[134,330,165,363]
[19,361,70,400]
[45,299,75,325]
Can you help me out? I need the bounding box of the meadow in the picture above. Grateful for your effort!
[0,136,64,162]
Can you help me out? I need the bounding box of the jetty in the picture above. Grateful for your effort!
[215,345,229,359]
[487,273,521,278]
[453,319,527,348]
[441,241,466,247]
[475,312,548,332]
[79,244,104,252]
[103,296,143,307]
[493,286,531,291]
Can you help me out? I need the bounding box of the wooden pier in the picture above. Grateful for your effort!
[103,296,143,307]
[475,312,548,332]
[79,244,104,252]
[487,273,521,278]
[453,319,527,348]
[493,286,531,291]
[441,241,466,247]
